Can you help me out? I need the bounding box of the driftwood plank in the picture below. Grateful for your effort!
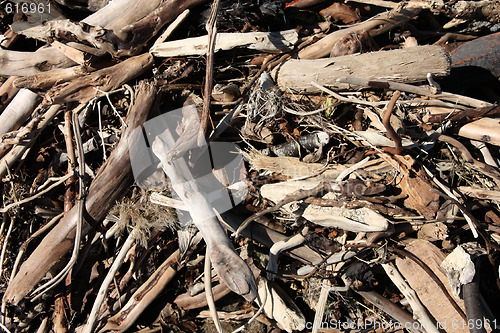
[150,30,298,57]
[271,45,451,93]
[3,80,157,305]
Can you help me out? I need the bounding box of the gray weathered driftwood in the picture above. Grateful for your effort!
[271,45,451,93]
[150,30,299,57]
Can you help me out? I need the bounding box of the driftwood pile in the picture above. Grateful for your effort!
[0,0,500,332]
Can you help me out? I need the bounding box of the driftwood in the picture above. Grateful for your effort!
[0,89,40,137]
[45,53,153,105]
[14,0,207,56]
[271,45,450,93]
[0,76,20,111]
[458,117,500,147]
[150,30,299,57]
[13,66,90,90]
[3,80,157,306]
[151,129,258,302]
[298,6,421,59]
[0,47,76,77]
[395,240,467,333]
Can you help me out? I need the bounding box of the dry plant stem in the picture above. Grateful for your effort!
[337,76,491,109]
[382,91,402,155]
[356,290,425,333]
[199,0,220,146]
[29,111,86,301]
[3,81,156,306]
[0,104,61,178]
[0,172,73,213]
[436,134,500,188]
[298,6,421,59]
[63,109,77,213]
[267,229,307,280]
[152,131,257,301]
[100,250,181,332]
[45,53,153,105]
[382,262,440,333]
[422,164,479,238]
[0,215,15,281]
[205,248,223,333]
[83,234,135,333]
[8,213,64,286]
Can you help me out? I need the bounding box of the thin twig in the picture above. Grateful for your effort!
[204,247,223,333]
[83,234,135,333]
[381,90,402,155]
[0,214,15,280]
[199,0,220,146]
[0,172,73,213]
[30,110,86,300]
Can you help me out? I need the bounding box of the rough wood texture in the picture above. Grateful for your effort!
[150,30,298,57]
[3,80,157,306]
[14,0,207,56]
[0,47,76,77]
[0,89,40,137]
[271,45,451,93]
[298,6,421,59]
[14,66,89,90]
[45,53,153,105]
[395,240,467,333]
[458,117,500,147]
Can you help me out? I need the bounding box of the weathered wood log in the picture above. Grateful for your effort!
[3,80,157,306]
[271,45,451,93]
[458,117,500,147]
[150,30,298,57]
[14,0,207,56]
[298,6,421,59]
[13,66,89,90]
[0,76,20,111]
[0,47,76,77]
[45,53,153,105]
[0,89,40,137]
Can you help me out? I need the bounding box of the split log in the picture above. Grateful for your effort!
[45,53,153,105]
[3,80,157,306]
[298,6,421,59]
[150,30,298,57]
[271,45,451,93]
[0,89,41,137]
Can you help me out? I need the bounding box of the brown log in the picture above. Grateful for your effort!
[45,53,153,105]
[298,6,421,59]
[14,66,89,90]
[3,80,158,306]
[271,45,451,93]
